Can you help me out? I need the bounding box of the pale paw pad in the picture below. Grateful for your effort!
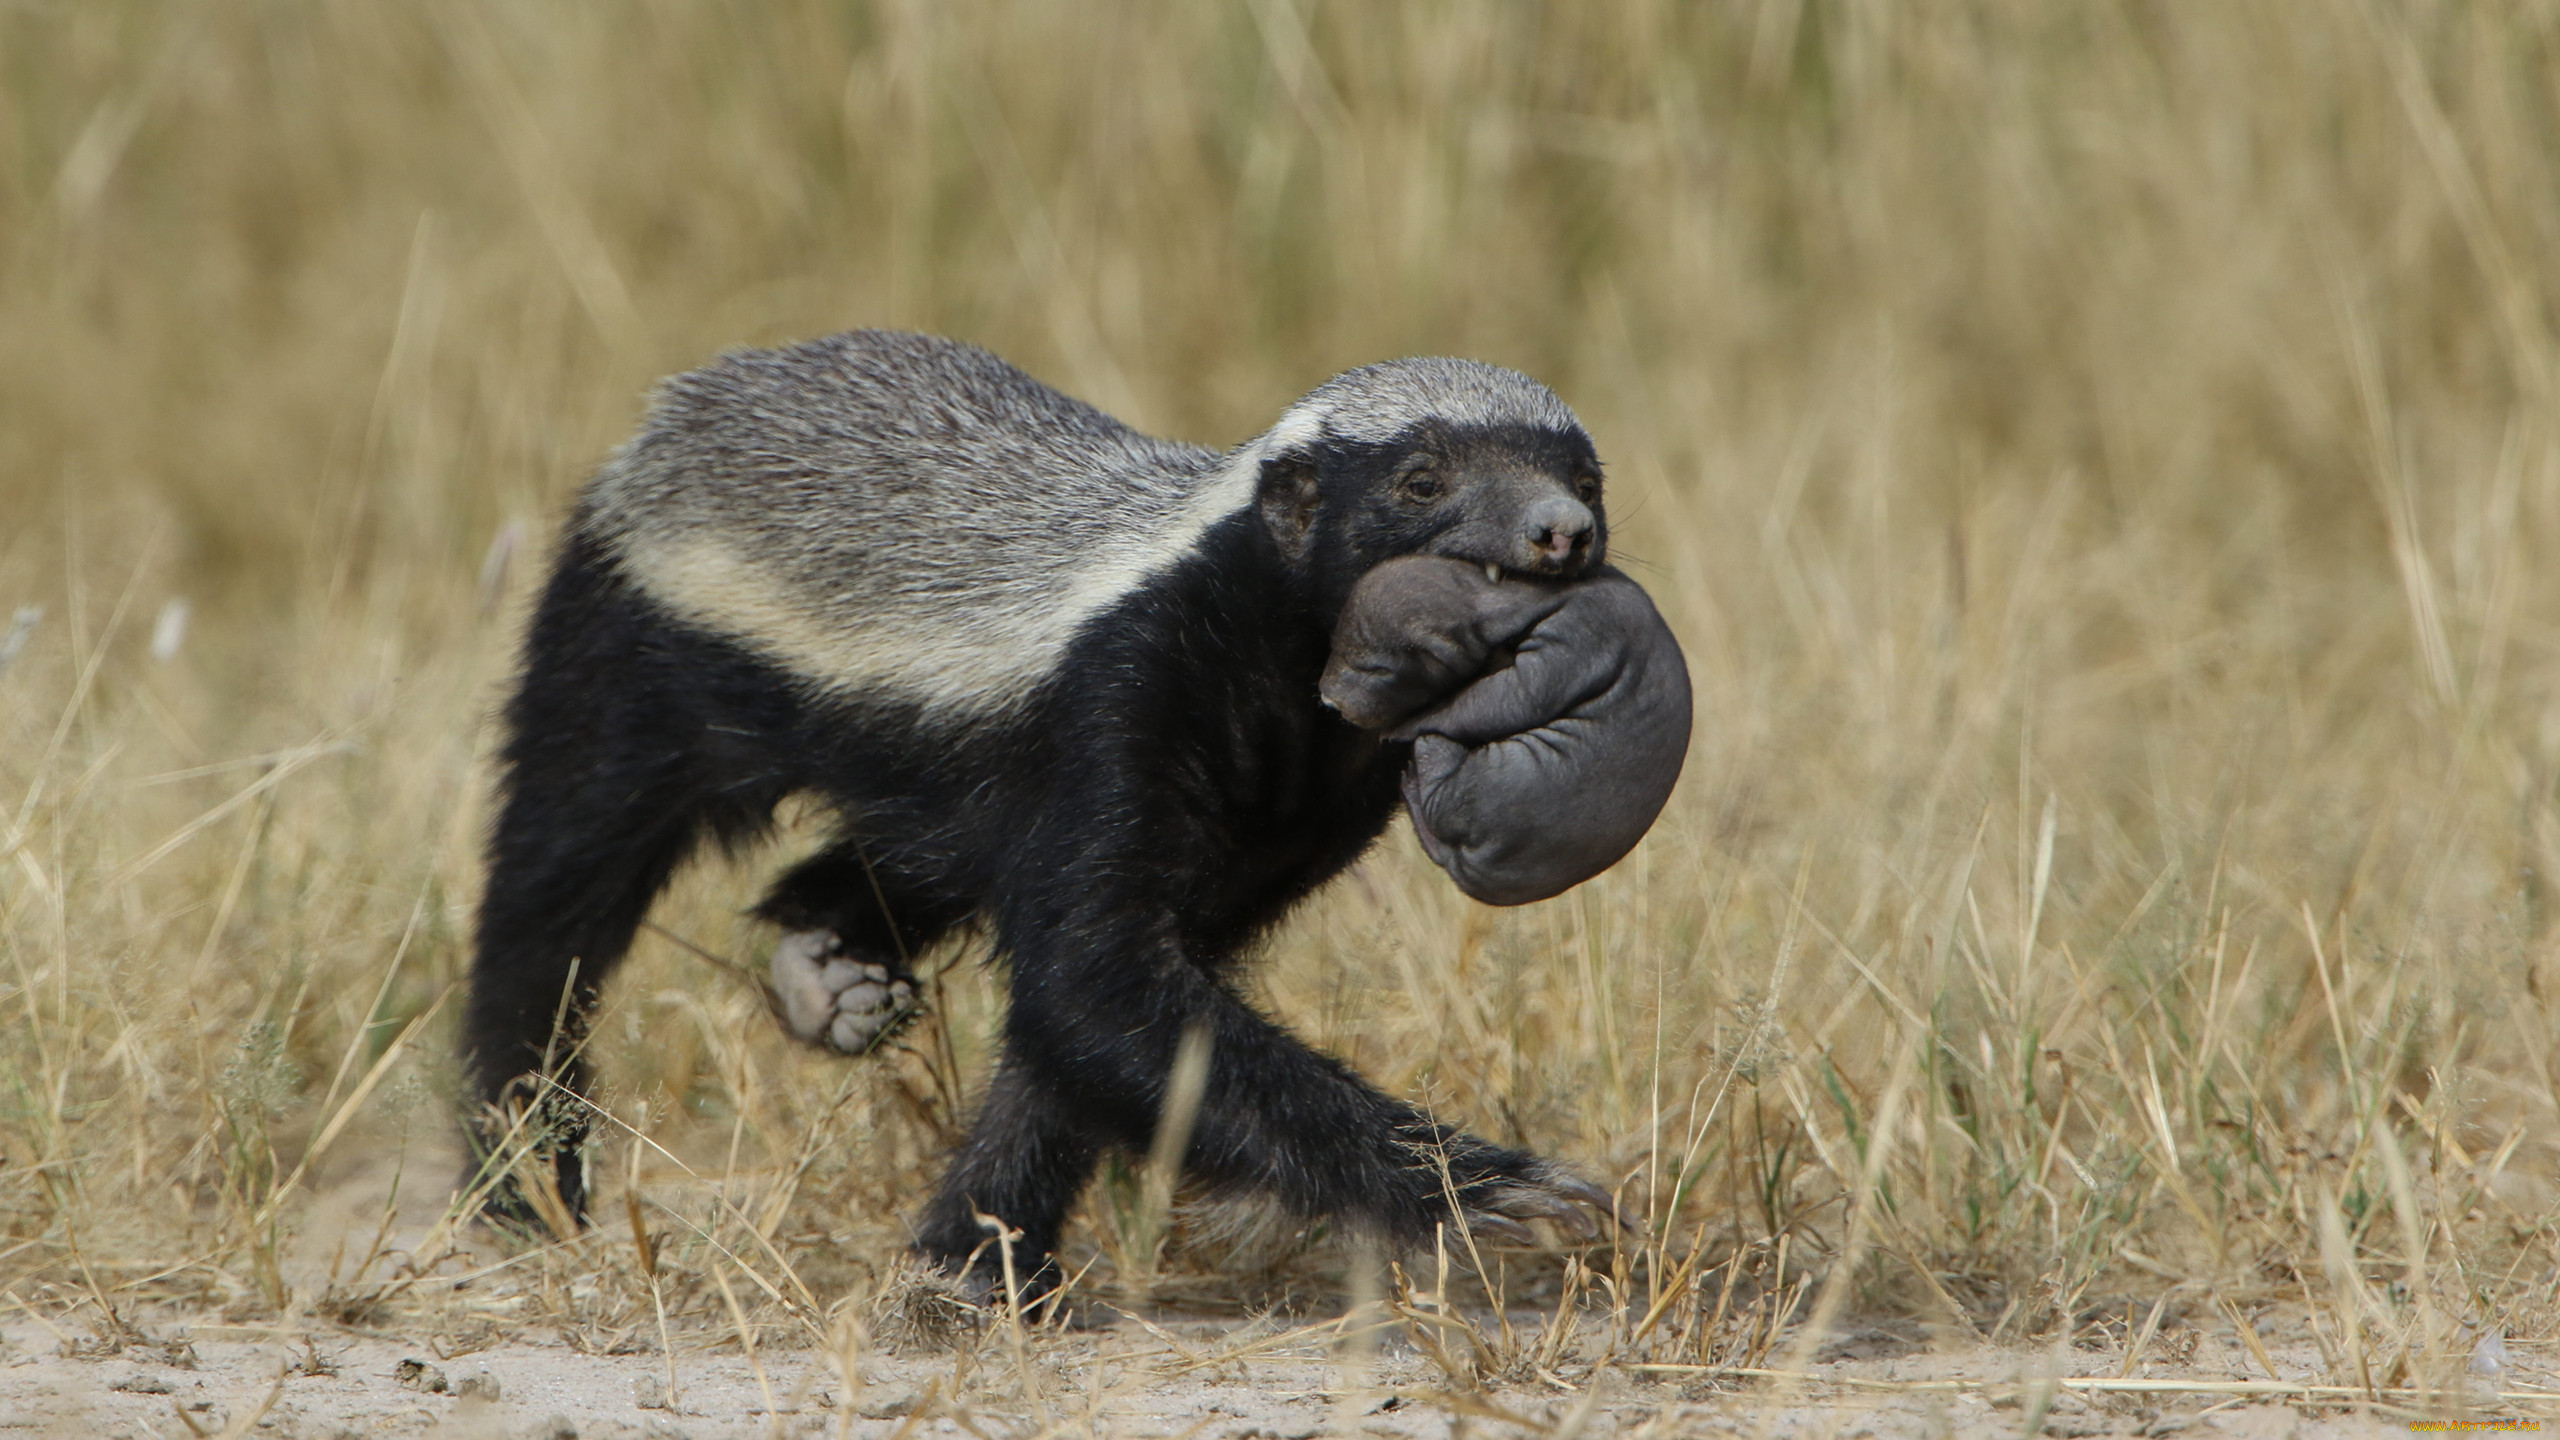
[768,929,921,1056]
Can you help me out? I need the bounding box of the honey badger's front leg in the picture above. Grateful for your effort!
[912,898,1624,1293]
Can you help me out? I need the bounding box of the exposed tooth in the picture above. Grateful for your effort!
[1484,563,1501,582]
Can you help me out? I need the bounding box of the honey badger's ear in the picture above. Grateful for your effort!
[1256,453,1323,559]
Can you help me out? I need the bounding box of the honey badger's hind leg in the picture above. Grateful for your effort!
[466,751,706,1230]
[463,534,792,1231]
[755,840,967,1055]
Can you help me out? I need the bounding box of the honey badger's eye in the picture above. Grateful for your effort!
[1573,472,1601,503]
[1398,464,1444,502]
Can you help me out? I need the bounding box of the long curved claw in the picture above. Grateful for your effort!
[1550,1174,1647,1238]
[1486,1186,1599,1240]
[1459,1211,1539,1247]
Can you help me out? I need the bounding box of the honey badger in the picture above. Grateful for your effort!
[466,329,1631,1289]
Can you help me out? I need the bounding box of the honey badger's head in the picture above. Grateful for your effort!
[1249,358,1603,612]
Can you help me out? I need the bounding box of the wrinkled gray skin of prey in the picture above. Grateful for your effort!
[1319,555,1692,905]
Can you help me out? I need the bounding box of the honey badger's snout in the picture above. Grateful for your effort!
[1518,492,1595,572]
[1419,462,1605,580]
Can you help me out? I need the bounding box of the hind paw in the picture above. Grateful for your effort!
[768,929,921,1056]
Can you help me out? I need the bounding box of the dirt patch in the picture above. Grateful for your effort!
[0,1314,2465,1439]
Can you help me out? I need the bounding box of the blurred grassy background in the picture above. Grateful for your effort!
[4,0,2558,1373]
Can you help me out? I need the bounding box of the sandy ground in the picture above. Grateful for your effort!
[0,1311,2474,1440]
[0,1153,2520,1437]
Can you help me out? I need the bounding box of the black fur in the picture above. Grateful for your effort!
[465,354,1610,1285]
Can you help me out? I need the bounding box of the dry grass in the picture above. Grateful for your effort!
[5,0,2560,1426]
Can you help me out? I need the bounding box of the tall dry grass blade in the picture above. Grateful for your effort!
[248,982,452,1235]
[2315,1189,2374,1397]
[1126,1018,1211,1301]
[2372,1121,2448,1396]
[708,1258,783,1435]
[11,536,155,838]
[105,732,352,886]
[1768,1024,1921,1387]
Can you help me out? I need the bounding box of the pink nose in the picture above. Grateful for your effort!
[1520,495,1595,568]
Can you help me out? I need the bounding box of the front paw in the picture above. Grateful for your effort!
[1446,1152,1638,1248]
[767,929,922,1055]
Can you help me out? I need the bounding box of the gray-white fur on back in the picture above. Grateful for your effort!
[1257,355,1584,454]
[582,331,1583,718]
